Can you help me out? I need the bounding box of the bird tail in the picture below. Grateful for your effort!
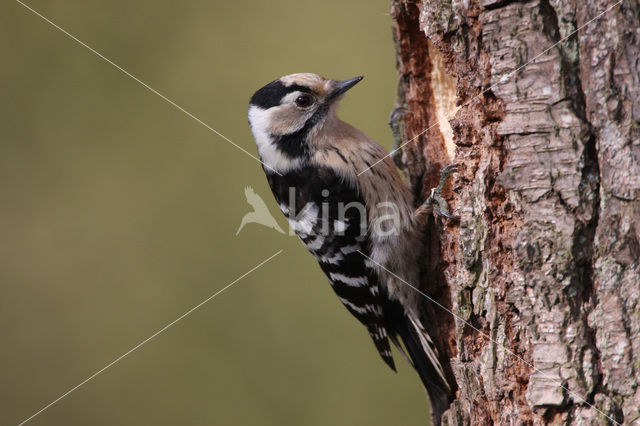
[385,298,453,425]
[403,315,453,425]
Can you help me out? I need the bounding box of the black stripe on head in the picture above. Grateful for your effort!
[250,80,313,109]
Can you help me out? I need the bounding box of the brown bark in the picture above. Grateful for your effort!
[390,0,640,424]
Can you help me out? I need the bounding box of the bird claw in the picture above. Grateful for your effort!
[423,164,459,222]
[388,107,407,127]
[388,107,407,169]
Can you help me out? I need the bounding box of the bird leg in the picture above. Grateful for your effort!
[414,164,459,223]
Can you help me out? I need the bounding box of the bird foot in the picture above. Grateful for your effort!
[388,107,407,169]
[414,164,459,223]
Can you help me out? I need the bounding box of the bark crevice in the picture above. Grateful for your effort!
[391,0,640,423]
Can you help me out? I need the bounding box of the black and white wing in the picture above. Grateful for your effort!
[266,166,395,370]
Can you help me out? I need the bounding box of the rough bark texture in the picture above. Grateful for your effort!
[390,0,640,424]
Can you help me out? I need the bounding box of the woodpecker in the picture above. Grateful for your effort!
[248,73,454,423]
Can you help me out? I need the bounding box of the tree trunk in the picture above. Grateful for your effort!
[390,0,640,424]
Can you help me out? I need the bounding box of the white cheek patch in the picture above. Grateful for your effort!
[271,94,315,134]
[248,105,303,173]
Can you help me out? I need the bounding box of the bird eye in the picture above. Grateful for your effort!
[295,94,314,108]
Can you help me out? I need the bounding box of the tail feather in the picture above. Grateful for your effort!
[402,315,453,425]
[383,298,453,425]
[407,315,449,389]
[367,324,396,371]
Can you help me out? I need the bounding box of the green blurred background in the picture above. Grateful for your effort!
[0,1,429,424]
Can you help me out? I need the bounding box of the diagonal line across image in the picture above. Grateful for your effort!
[17,250,284,426]
[12,0,628,424]
[14,0,282,176]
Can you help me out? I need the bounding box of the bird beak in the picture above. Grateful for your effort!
[328,76,363,101]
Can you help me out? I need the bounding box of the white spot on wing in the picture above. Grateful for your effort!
[305,235,324,250]
[279,203,290,215]
[334,219,348,233]
[366,304,383,316]
[337,297,368,315]
[318,251,344,265]
[287,203,319,236]
[329,272,368,287]
[340,244,360,255]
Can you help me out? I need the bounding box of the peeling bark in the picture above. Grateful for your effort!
[390,0,640,424]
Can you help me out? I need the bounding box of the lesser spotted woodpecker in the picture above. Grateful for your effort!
[248,73,454,422]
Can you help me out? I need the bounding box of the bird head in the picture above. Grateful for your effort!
[249,73,362,137]
[248,73,362,171]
